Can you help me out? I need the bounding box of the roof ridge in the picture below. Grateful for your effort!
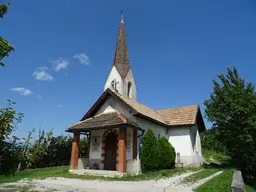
[111,90,167,124]
[155,104,199,112]
[69,111,119,128]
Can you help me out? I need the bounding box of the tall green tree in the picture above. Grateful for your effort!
[0,101,23,175]
[204,67,256,183]
[140,129,159,172]
[200,127,227,154]
[0,100,23,142]
[0,3,14,67]
[158,137,176,169]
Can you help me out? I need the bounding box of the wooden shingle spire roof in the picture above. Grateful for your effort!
[112,13,131,79]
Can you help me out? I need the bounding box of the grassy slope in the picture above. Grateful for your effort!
[202,149,231,165]
[183,169,219,183]
[0,166,201,184]
[195,169,234,192]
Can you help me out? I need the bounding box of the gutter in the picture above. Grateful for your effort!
[135,128,145,175]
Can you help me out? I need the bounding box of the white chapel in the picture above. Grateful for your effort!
[67,15,205,175]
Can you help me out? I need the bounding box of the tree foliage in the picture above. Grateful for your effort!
[200,128,227,154]
[158,137,176,169]
[0,101,23,175]
[19,130,88,170]
[141,130,176,172]
[0,101,88,174]
[204,67,256,184]
[0,3,15,67]
[140,129,159,172]
[0,3,9,18]
[0,100,23,141]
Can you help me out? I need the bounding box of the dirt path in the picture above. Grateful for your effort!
[0,170,221,192]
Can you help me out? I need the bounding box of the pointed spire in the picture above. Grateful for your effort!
[121,10,124,23]
[112,11,130,79]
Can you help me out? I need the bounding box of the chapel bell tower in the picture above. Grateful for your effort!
[104,13,137,100]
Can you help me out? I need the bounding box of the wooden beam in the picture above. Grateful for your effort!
[70,132,80,169]
[118,127,127,173]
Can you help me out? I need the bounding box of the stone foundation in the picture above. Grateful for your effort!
[89,159,101,169]
[69,169,122,177]
[127,159,138,175]
[78,158,89,169]
[76,158,139,175]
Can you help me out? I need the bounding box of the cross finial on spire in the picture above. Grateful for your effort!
[121,10,124,23]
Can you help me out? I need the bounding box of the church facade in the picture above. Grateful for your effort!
[67,16,205,175]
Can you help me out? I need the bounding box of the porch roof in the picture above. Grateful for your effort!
[66,111,140,132]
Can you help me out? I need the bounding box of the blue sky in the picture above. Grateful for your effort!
[0,0,255,137]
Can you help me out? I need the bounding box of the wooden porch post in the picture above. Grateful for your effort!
[118,127,127,173]
[70,132,80,169]
[133,129,137,159]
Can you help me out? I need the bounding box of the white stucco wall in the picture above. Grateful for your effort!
[104,66,124,95]
[126,128,133,160]
[189,125,203,166]
[104,67,136,100]
[123,69,136,99]
[168,126,203,167]
[89,129,104,159]
[95,97,116,115]
[168,127,191,157]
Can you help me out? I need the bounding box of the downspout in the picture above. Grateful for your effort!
[136,128,145,175]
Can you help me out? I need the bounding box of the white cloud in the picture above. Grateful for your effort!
[33,70,53,81]
[9,87,33,96]
[57,104,63,108]
[73,53,90,65]
[51,58,69,71]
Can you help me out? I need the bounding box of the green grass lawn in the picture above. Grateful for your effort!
[195,169,234,192]
[246,184,256,192]
[0,166,201,184]
[202,149,231,165]
[183,168,219,183]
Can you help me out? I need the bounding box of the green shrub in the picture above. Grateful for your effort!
[140,129,159,172]
[158,137,176,169]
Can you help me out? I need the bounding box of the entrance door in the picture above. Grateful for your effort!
[104,132,117,170]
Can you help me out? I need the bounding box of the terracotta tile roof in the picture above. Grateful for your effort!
[155,105,199,126]
[79,89,205,130]
[68,111,138,131]
[114,92,167,124]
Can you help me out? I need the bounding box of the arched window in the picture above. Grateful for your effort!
[127,82,132,98]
